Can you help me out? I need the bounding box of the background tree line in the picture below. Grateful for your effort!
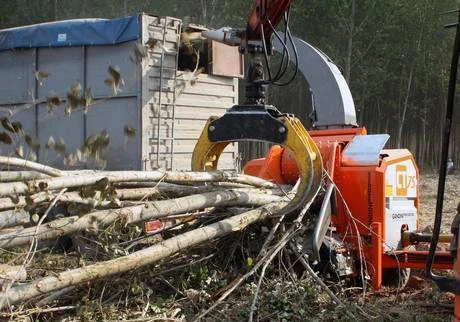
[1,0,459,170]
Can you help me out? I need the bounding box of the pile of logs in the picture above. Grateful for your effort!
[0,156,294,310]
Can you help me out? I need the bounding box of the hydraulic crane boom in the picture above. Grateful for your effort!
[247,0,293,41]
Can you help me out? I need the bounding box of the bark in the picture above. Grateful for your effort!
[0,264,27,287]
[0,190,281,249]
[0,209,30,228]
[0,199,288,307]
[0,171,50,182]
[0,171,276,197]
[0,156,66,177]
[0,192,55,211]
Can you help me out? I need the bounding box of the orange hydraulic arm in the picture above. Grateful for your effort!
[193,0,323,217]
[247,0,294,40]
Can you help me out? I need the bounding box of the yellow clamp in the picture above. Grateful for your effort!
[191,115,323,216]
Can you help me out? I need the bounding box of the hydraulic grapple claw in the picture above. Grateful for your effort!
[191,108,323,216]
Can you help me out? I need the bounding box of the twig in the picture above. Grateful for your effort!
[0,305,76,318]
[155,276,184,297]
[248,194,313,322]
[35,286,75,306]
[248,214,286,322]
[248,250,270,322]
[289,242,357,320]
[98,281,107,317]
[24,188,68,267]
[256,213,285,261]
[196,191,318,321]
[196,226,297,321]
[157,253,216,275]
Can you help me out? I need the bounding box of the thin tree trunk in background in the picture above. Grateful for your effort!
[201,0,207,24]
[209,0,217,26]
[420,109,427,168]
[396,25,424,149]
[345,0,355,84]
[396,67,413,148]
[53,0,58,20]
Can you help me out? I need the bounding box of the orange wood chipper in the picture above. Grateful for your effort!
[191,0,460,316]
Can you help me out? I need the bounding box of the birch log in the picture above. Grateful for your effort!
[0,156,66,177]
[0,171,277,197]
[0,171,50,182]
[0,190,281,249]
[0,199,288,307]
[0,209,30,228]
[0,264,27,288]
[0,192,54,211]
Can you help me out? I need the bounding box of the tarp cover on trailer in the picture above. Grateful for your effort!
[0,14,140,51]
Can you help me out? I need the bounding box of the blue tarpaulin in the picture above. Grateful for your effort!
[0,14,140,51]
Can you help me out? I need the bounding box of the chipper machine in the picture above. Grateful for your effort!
[192,0,460,316]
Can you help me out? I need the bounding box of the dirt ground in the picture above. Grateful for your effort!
[419,172,460,232]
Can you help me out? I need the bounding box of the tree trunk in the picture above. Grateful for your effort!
[396,67,414,148]
[200,0,207,24]
[344,0,355,84]
[396,26,423,149]
[53,0,58,21]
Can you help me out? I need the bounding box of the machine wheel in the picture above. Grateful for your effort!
[382,267,411,289]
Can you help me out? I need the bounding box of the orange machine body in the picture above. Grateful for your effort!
[244,128,452,289]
